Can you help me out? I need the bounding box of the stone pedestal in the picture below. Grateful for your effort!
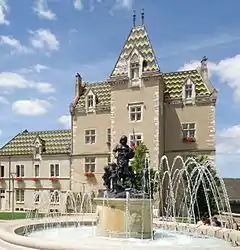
[94,198,152,239]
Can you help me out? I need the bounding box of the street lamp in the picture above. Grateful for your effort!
[9,172,16,219]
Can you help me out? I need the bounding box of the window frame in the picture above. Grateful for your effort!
[16,165,24,177]
[185,83,193,99]
[49,164,60,177]
[50,190,60,204]
[107,128,111,143]
[181,122,196,139]
[0,165,4,178]
[84,157,96,172]
[130,62,140,80]
[34,190,40,204]
[87,94,94,108]
[16,189,24,204]
[34,164,40,177]
[129,133,143,147]
[84,129,96,144]
[129,104,143,123]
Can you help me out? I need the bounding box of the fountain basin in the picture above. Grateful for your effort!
[0,217,238,250]
[95,198,152,239]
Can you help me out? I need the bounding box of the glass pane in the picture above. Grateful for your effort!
[90,130,95,135]
[130,113,135,121]
[21,165,24,177]
[1,166,4,177]
[182,124,188,129]
[50,164,55,176]
[189,123,195,129]
[16,165,20,177]
[90,164,95,172]
[85,136,90,144]
[35,165,39,177]
[136,106,141,112]
[55,164,60,176]
[189,130,195,137]
[136,113,141,120]
[183,131,188,138]
[85,130,90,135]
[91,136,95,143]
[90,157,95,163]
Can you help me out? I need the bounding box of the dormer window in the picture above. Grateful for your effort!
[128,52,143,88]
[87,95,94,108]
[130,62,140,80]
[185,83,193,99]
[183,78,195,104]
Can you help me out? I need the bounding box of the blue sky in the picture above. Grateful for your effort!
[0,0,240,177]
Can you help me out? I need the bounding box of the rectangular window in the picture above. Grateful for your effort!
[130,62,140,79]
[129,105,143,122]
[34,164,40,177]
[0,166,4,177]
[50,191,60,204]
[16,189,24,203]
[16,165,24,177]
[107,128,111,143]
[185,84,192,99]
[50,164,60,177]
[182,123,196,138]
[34,190,40,203]
[87,95,94,108]
[85,157,96,172]
[85,129,96,144]
[129,133,143,146]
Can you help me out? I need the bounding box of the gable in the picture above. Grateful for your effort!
[111,25,159,77]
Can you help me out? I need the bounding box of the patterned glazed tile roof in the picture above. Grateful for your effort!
[78,82,111,107]
[163,70,209,99]
[0,129,71,156]
[223,178,240,201]
[78,70,209,106]
[111,25,159,77]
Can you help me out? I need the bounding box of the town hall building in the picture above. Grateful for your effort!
[0,12,217,211]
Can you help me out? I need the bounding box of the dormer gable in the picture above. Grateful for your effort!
[84,88,97,113]
[32,135,45,160]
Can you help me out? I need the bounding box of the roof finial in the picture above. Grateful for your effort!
[141,8,144,25]
[133,10,136,27]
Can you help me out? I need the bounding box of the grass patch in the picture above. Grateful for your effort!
[0,212,27,220]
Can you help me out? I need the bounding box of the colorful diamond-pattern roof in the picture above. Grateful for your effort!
[78,82,111,107]
[163,70,209,99]
[0,129,71,156]
[111,25,159,77]
[78,70,210,106]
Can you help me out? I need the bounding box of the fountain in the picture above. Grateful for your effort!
[0,136,238,249]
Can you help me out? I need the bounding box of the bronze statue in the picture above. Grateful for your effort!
[100,135,150,198]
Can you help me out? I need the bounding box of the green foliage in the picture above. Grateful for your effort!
[184,155,221,219]
[130,142,156,192]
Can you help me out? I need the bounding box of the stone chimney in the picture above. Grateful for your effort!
[75,72,83,99]
[199,56,208,81]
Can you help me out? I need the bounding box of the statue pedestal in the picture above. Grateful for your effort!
[94,198,152,239]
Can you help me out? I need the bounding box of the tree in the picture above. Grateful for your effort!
[184,155,221,220]
[130,142,156,194]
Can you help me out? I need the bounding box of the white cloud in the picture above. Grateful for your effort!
[0,36,32,54]
[0,96,9,104]
[0,72,55,93]
[12,99,51,116]
[0,0,9,25]
[111,0,133,12]
[19,64,49,74]
[179,55,240,102]
[33,0,57,20]
[73,0,83,10]
[58,115,71,128]
[29,29,59,51]
[34,82,55,93]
